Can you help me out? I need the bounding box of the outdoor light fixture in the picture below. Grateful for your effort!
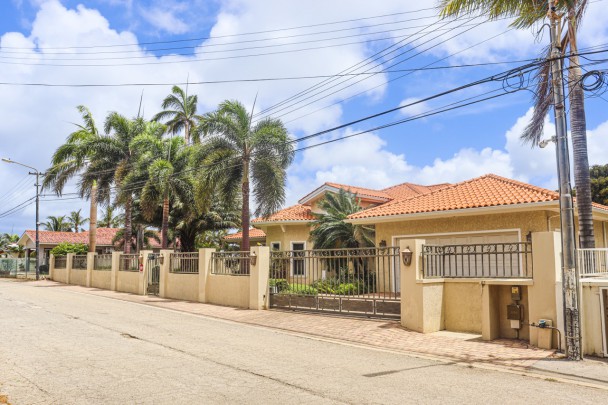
[379,240,387,247]
[250,251,257,266]
[401,247,413,266]
[538,136,557,149]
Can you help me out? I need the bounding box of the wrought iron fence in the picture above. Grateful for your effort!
[211,251,251,275]
[72,255,88,270]
[54,256,67,269]
[170,252,199,274]
[94,254,113,271]
[119,254,139,272]
[577,248,608,277]
[422,242,532,279]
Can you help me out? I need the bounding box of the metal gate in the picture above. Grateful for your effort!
[269,247,400,318]
[147,254,161,296]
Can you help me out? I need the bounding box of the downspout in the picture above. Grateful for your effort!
[547,214,560,231]
[603,221,607,248]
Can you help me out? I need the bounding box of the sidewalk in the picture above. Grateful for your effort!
[35,280,608,387]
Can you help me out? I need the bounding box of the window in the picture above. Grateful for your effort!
[271,242,281,251]
[291,242,306,276]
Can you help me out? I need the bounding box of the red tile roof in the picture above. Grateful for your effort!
[348,174,560,220]
[252,204,315,223]
[22,228,161,248]
[381,182,449,200]
[323,182,391,200]
[223,228,266,241]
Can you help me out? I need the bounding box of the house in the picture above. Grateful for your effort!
[253,174,608,250]
[223,228,267,246]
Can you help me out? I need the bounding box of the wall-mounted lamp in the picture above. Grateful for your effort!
[538,136,557,149]
[401,246,413,266]
[379,240,387,248]
[159,255,164,265]
[250,251,257,266]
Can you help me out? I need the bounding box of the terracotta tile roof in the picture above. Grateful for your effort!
[348,174,560,220]
[223,228,266,241]
[23,228,161,248]
[252,204,315,223]
[381,182,450,200]
[323,182,391,200]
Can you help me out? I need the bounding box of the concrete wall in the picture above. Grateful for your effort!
[91,270,111,290]
[581,280,608,357]
[264,224,312,250]
[52,267,68,284]
[165,273,199,302]
[70,269,87,287]
[443,282,483,333]
[206,274,250,309]
[116,271,142,295]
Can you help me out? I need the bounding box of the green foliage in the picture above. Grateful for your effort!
[590,164,608,206]
[43,215,72,232]
[283,284,318,296]
[269,278,289,292]
[50,242,88,256]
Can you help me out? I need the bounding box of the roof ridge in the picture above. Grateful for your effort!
[483,173,559,198]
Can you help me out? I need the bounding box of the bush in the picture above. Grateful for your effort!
[50,242,88,256]
[334,283,359,295]
[269,278,289,292]
[282,284,318,295]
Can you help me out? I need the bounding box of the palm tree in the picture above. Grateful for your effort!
[123,124,192,248]
[152,85,201,144]
[98,206,124,228]
[43,215,72,232]
[43,105,107,252]
[310,189,375,249]
[439,1,595,248]
[196,100,294,252]
[112,225,160,251]
[67,209,89,233]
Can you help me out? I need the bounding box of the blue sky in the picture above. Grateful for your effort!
[1,0,607,235]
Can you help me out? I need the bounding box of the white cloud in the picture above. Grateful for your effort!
[399,97,431,117]
[139,2,189,35]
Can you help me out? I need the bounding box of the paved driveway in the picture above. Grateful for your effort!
[0,280,607,404]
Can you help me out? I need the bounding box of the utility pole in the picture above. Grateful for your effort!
[547,0,582,360]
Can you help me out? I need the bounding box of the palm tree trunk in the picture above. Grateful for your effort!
[185,121,190,145]
[161,195,170,249]
[124,195,133,254]
[88,180,97,253]
[241,158,250,253]
[567,9,595,248]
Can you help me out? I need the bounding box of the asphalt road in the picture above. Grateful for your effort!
[0,280,607,404]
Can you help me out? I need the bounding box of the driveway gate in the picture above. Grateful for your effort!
[147,254,161,296]
[269,247,400,318]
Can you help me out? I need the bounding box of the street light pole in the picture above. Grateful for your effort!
[2,158,43,281]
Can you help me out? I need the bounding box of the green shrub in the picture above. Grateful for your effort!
[50,242,88,256]
[282,284,318,295]
[269,278,289,292]
[335,283,359,295]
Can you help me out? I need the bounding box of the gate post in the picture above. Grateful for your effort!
[198,248,215,303]
[159,249,172,298]
[49,254,55,280]
[110,251,120,291]
[86,252,95,287]
[139,250,153,295]
[66,253,74,285]
[250,246,270,310]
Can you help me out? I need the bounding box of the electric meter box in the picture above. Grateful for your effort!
[507,304,521,320]
[511,286,521,301]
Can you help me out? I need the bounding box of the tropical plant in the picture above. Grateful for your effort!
[50,242,88,256]
[439,0,595,248]
[589,164,608,206]
[98,206,124,228]
[43,215,72,232]
[152,85,201,144]
[309,189,375,249]
[196,100,294,252]
[42,105,108,251]
[112,225,160,251]
[67,209,89,233]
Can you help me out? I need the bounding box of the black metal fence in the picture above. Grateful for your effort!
[119,254,139,272]
[211,251,250,275]
[422,242,533,279]
[170,252,199,274]
[94,254,112,271]
[54,256,67,269]
[72,255,88,270]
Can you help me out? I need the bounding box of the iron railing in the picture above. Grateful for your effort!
[0,258,37,277]
[170,252,199,274]
[54,256,67,269]
[211,251,250,275]
[72,255,88,270]
[119,254,139,272]
[577,248,608,277]
[94,254,113,271]
[422,242,532,279]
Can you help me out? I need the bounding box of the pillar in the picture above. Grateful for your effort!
[139,250,153,295]
[49,254,55,280]
[66,253,74,285]
[159,249,172,298]
[198,248,215,303]
[86,252,95,288]
[249,246,270,310]
[110,251,120,291]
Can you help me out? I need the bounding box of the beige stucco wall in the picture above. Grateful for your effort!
[52,267,68,284]
[165,273,199,302]
[91,270,111,290]
[70,269,87,286]
[116,271,141,294]
[443,282,483,333]
[206,274,250,308]
[581,280,608,357]
[263,224,312,250]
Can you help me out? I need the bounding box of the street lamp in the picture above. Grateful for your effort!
[2,158,43,280]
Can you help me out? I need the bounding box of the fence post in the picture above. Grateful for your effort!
[528,231,563,350]
[139,250,153,295]
[49,254,55,280]
[399,239,444,333]
[159,249,172,298]
[66,253,74,285]
[86,252,95,288]
[250,246,270,310]
[110,251,120,291]
[198,248,215,303]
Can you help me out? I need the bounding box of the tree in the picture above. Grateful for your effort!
[152,85,201,144]
[123,124,192,248]
[68,209,89,233]
[589,164,608,206]
[43,105,107,252]
[112,225,160,252]
[196,100,294,252]
[43,215,72,232]
[98,206,124,228]
[439,0,595,248]
[50,242,88,256]
[309,189,375,249]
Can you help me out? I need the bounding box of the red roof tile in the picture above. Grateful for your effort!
[252,204,315,223]
[224,228,266,240]
[23,228,161,248]
[323,182,391,200]
[381,182,449,200]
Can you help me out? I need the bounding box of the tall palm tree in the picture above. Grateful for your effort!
[112,225,160,252]
[439,0,594,247]
[123,124,192,248]
[196,100,294,252]
[43,105,107,252]
[67,209,89,233]
[310,189,375,249]
[152,85,201,144]
[43,215,72,232]
[98,206,124,228]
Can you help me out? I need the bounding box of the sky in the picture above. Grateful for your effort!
[0,0,607,235]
